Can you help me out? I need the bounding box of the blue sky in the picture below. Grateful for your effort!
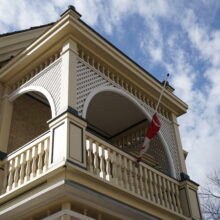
[1,0,220,187]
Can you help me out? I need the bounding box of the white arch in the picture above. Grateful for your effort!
[83,86,176,178]
[9,85,56,118]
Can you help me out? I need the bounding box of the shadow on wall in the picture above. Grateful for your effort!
[8,93,51,153]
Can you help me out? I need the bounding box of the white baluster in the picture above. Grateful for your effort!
[43,138,49,172]
[158,175,164,206]
[175,183,182,214]
[134,163,140,195]
[153,173,159,204]
[143,168,150,200]
[162,178,169,209]
[12,156,20,189]
[105,148,111,181]
[139,166,145,198]
[117,154,123,187]
[106,69,110,78]
[18,153,25,185]
[148,169,155,202]
[30,145,38,179]
[37,142,44,175]
[99,146,105,179]
[7,159,15,192]
[87,138,94,173]
[128,160,135,193]
[111,151,118,185]
[122,157,128,190]
[170,182,177,212]
[24,149,31,182]
[167,179,174,210]
[93,142,99,176]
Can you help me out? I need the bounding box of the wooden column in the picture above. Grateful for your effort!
[59,38,78,115]
[49,112,87,168]
[179,180,202,220]
[170,113,187,174]
[0,86,13,153]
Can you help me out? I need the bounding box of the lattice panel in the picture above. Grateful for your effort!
[139,102,181,178]
[11,58,62,115]
[76,57,180,179]
[149,135,170,175]
[12,51,61,91]
[76,59,112,115]
[159,117,180,177]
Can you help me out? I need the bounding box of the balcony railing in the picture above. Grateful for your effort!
[1,132,50,194]
[86,131,183,215]
[0,127,186,218]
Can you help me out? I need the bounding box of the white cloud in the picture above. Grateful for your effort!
[131,1,220,186]
[0,0,61,32]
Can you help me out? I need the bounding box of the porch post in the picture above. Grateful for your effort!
[48,36,87,168]
[179,180,202,220]
[58,38,78,115]
[170,113,187,174]
[48,112,87,168]
[0,86,13,153]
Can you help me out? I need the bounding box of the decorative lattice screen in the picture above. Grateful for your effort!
[76,57,181,178]
[10,58,62,115]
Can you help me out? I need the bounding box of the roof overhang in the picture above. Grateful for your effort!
[0,7,188,116]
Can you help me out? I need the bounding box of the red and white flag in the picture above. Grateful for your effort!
[135,73,169,166]
[136,113,161,163]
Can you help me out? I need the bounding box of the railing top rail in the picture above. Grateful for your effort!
[86,130,179,185]
[5,130,50,161]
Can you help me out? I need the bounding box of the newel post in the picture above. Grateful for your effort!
[47,36,87,168]
[48,112,87,169]
[179,178,202,220]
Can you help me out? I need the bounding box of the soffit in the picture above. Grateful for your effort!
[86,91,145,138]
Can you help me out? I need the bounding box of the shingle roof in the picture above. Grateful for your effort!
[0,22,54,38]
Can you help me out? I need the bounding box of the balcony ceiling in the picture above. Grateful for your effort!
[86,91,146,138]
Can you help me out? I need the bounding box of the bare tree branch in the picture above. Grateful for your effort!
[200,170,220,220]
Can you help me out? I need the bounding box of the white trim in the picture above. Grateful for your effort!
[82,86,176,178]
[42,209,95,220]
[8,85,56,117]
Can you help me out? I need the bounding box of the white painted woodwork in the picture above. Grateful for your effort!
[85,131,183,215]
[1,132,50,193]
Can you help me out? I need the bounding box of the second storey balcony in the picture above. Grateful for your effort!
[0,7,202,218]
[0,89,201,220]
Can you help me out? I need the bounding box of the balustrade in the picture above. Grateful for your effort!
[86,131,183,215]
[0,127,184,216]
[1,132,50,194]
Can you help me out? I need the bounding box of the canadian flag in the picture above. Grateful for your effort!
[136,113,161,164]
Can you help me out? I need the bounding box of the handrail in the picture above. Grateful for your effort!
[6,130,50,161]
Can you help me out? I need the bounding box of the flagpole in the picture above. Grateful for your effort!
[135,73,170,167]
[155,73,170,113]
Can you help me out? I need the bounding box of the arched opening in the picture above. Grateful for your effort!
[8,91,52,154]
[84,88,172,176]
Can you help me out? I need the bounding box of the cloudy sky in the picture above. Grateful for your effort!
[1,0,220,187]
